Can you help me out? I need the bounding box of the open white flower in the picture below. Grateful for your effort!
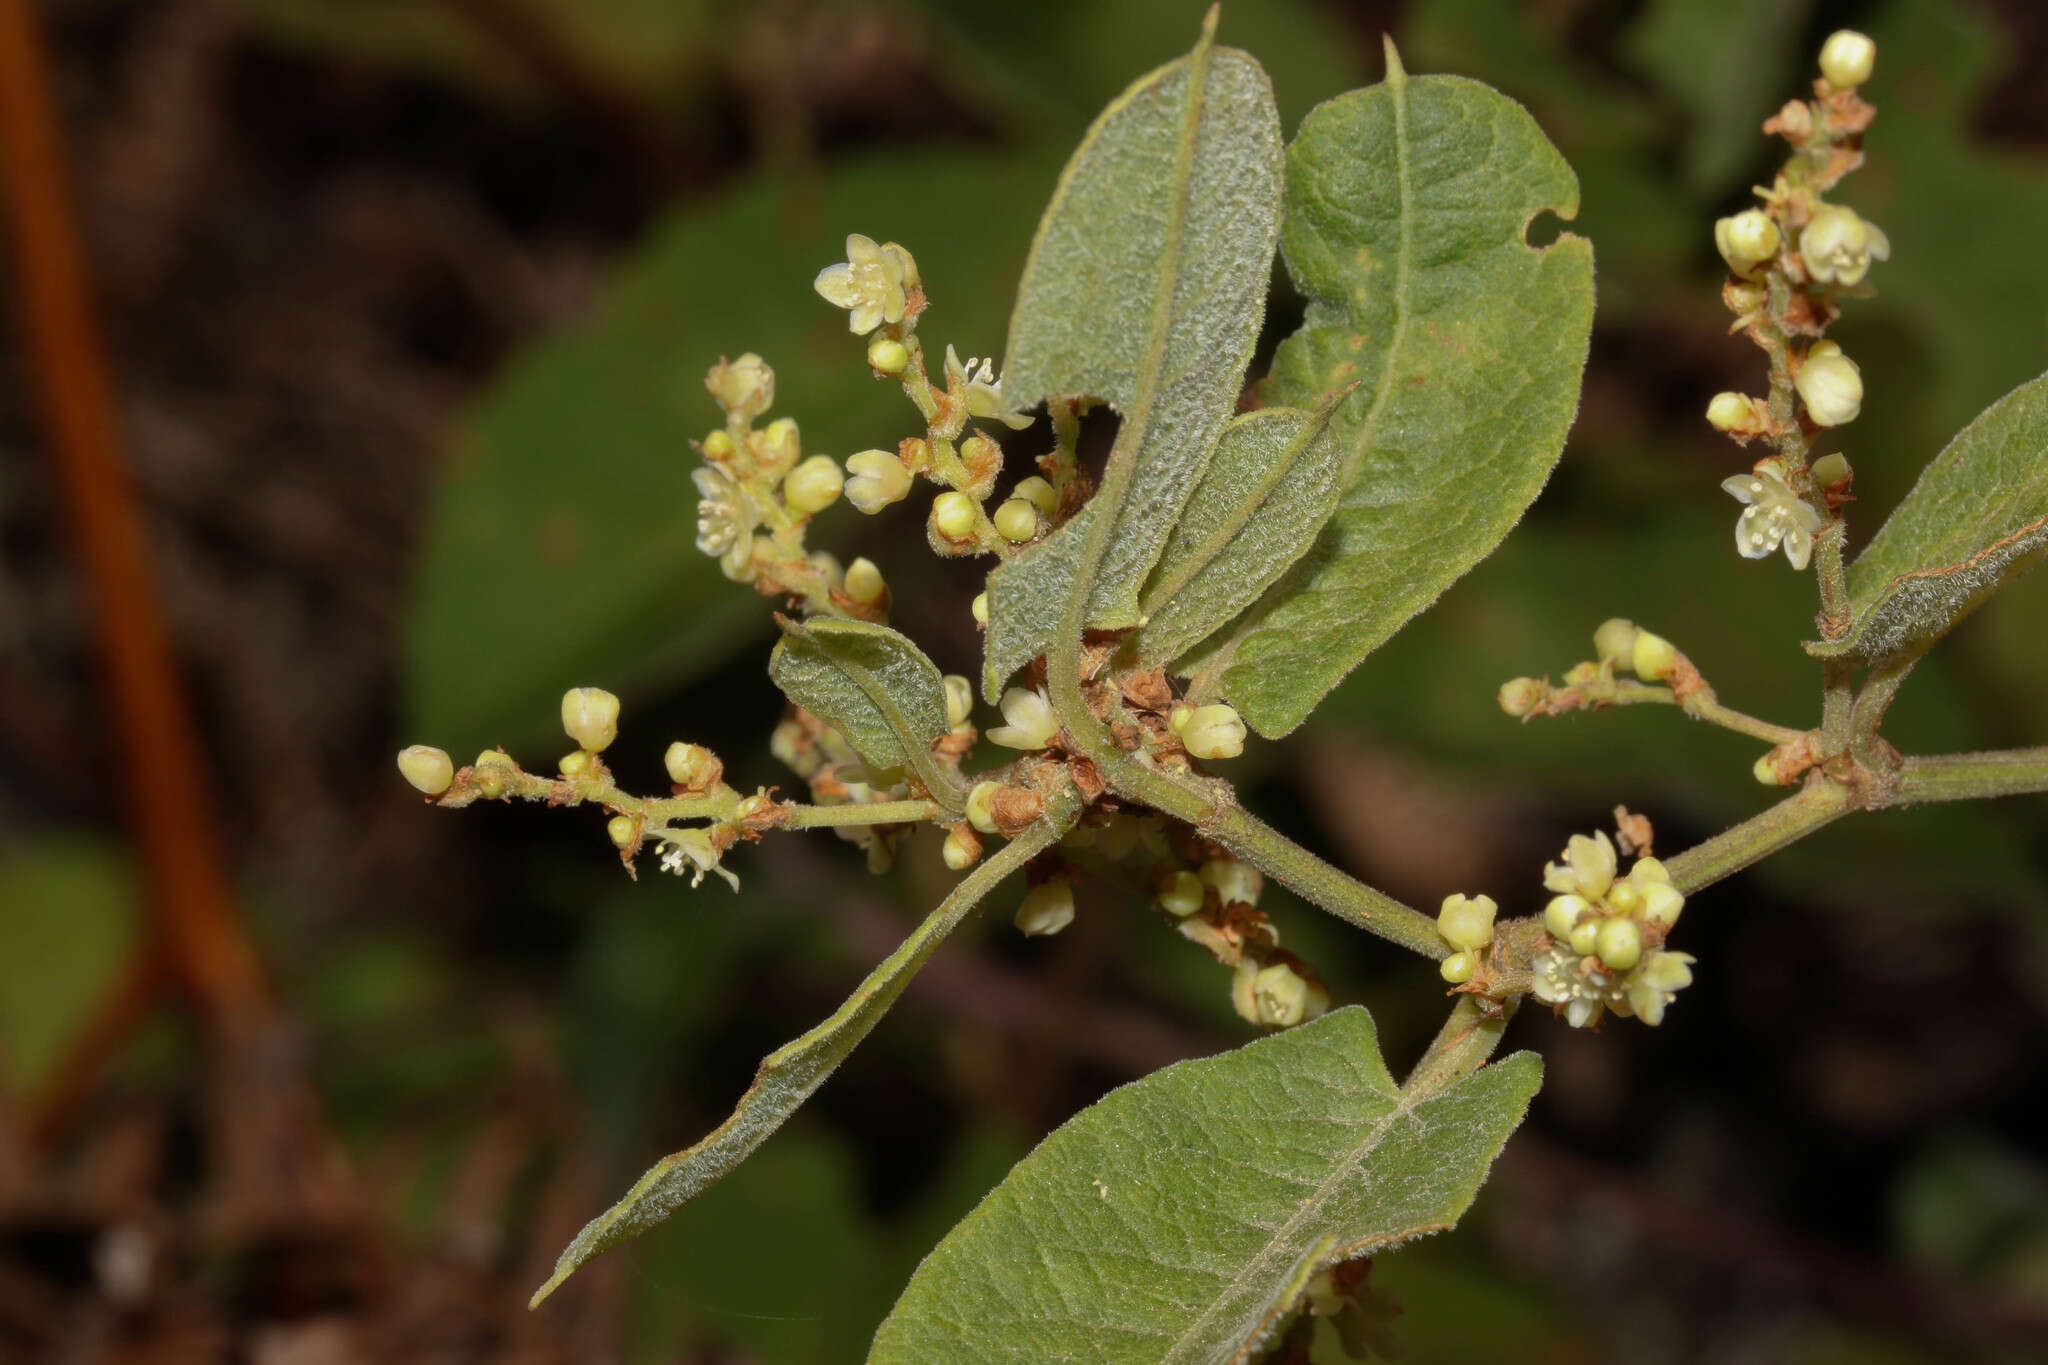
[986,687,1058,750]
[653,827,739,890]
[945,345,1034,430]
[813,234,913,334]
[1722,457,1824,569]
[693,465,758,580]
[1800,204,1889,287]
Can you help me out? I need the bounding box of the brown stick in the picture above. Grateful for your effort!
[0,0,272,1074]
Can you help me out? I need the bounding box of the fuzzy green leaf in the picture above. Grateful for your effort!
[982,17,1284,698]
[532,800,1078,1307]
[1129,403,1347,670]
[870,1007,1540,1364]
[1186,50,1594,737]
[769,618,964,809]
[1808,371,2048,665]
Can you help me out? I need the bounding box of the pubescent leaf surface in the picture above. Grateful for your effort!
[1130,402,1347,669]
[532,801,1077,1307]
[1187,52,1594,737]
[982,21,1283,699]
[1808,371,2048,665]
[871,1007,1540,1364]
[769,617,965,809]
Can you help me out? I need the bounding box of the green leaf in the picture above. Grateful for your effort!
[404,150,1053,757]
[870,1007,1540,1364]
[1128,402,1347,670]
[1186,49,1594,737]
[531,793,1079,1307]
[769,617,966,809]
[982,16,1284,698]
[1808,372,2048,665]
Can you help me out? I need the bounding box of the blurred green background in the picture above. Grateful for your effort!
[4,0,2047,1360]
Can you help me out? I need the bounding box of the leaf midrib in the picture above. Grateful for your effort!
[1161,1078,1417,1363]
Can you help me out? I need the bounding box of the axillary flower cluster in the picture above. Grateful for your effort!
[1704,30,1884,579]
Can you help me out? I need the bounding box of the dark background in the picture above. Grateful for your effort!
[4,0,2047,1360]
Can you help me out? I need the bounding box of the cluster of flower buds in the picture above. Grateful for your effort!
[1530,830,1694,1027]
[1143,852,1329,1029]
[1497,618,1683,720]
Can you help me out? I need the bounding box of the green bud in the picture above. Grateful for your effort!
[1157,869,1205,918]
[1595,917,1643,972]
[607,815,636,848]
[784,455,845,515]
[866,336,910,374]
[1606,879,1643,917]
[1012,475,1058,516]
[1439,951,1476,985]
[1632,630,1677,682]
[1753,752,1782,786]
[701,429,736,461]
[754,416,801,475]
[1811,452,1852,490]
[992,498,1039,543]
[1568,918,1601,956]
[397,745,454,796]
[931,490,979,541]
[1436,893,1498,952]
[970,592,988,626]
[1544,893,1590,940]
[473,749,515,799]
[559,750,592,778]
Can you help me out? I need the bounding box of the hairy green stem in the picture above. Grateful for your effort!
[1404,995,1517,1100]
[783,799,942,829]
[1662,780,1850,895]
[1099,754,1449,959]
[1897,749,2048,803]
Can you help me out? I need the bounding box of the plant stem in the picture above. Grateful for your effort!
[1897,749,2048,803]
[1404,995,1517,1100]
[784,799,941,829]
[1099,755,1449,959]
[1661,780,1850,895]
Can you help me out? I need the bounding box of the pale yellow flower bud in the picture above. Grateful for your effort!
[784,454,844,515]
[942,674,974,728]
[844,556,887,606]
[1593,618,1639,668]
[1818,29,1875,88]
[1156,869,1205,918]
[607,815,636,848]
[1800,205,1889,287]
[1497,676,1545,717]
[1545,894,1590,940]
[966,780,1002,834]
[1632,630,1678,682]
[397,745,454,795]
[1015,879,1076,937]
[987,687,1057,750]
[1179,703,1246,761]
[866,336,909,375]
[1714,210,1781,278]
[931,491,978,541]
[1439,951,1476,985]
[1706,392,1760,434]
[970,592,988,626]
[706,353,774,421]
[1595,917,1642,972]
[1199,858,1262,909]
[1795,342,1863,426]
[942,824,981,870]
[1436,893,1498,952]
[561,687,621,753]
[664,742,718,790]
[844,449,911,514]
[1012,476,1058,516]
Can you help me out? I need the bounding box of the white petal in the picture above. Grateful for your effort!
[848,302,884,334]
[1782,524,1814,570]
[1721,474,1763,505]
[813,263,862,308]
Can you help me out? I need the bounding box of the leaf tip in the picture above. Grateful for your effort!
[528,1264,572,1310]
[1382,35,1407,85]
[1199,2,1221,47]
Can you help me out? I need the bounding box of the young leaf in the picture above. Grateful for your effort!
[870,1006,1540,1364]
[1808,371,2048,665]
[531,793,1080,1308]
[770,618,966,810]
[982,14,1284,698]
[1186,46,1594,737]
[1130,401,1347,670]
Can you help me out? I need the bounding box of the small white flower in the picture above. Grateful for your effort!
[813,234,912,335]
[1722,457,1825,569]
[1199,857,1263,910]
[1794,342,1864,427]
[1800,204,1889,287]
[653,827,739,890]
[1625,951,1696,1026]
[944,345,1034,430]
[1543,831,1617,902]
[986,687,1058,750]
[693,464,758,580]
[1714,210,1781,279]
[1175,702,1247,761]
